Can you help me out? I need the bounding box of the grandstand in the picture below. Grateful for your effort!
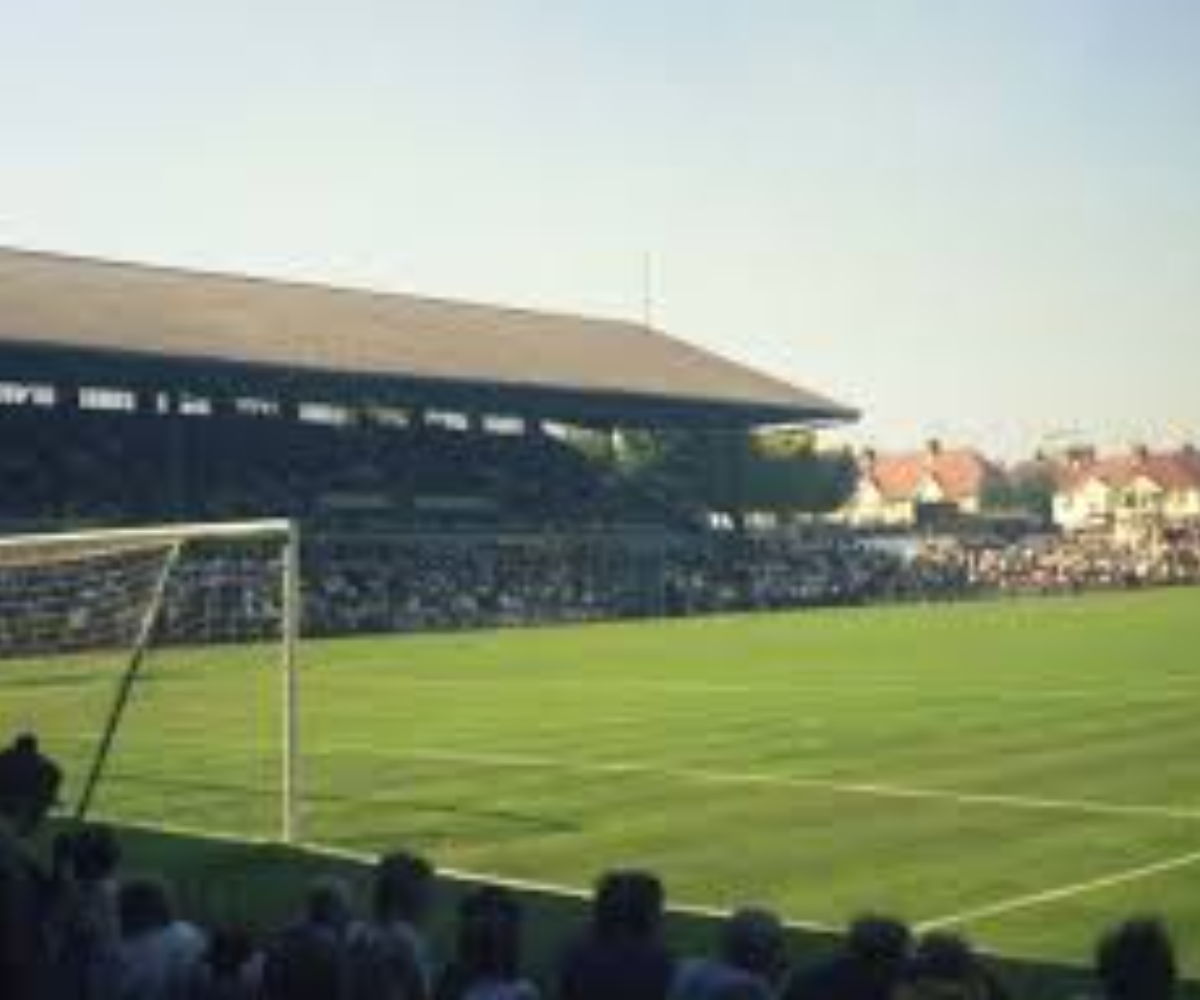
[0,246,851,521]
[0,247,859,624]
[0,245,867,648]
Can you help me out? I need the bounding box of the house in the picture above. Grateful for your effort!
[1052,446,1200,533]
[843,441,1002,527]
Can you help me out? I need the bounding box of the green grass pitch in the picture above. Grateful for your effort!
[4,588,1200,975]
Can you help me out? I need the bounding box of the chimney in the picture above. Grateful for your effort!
[1066,445,1096,471]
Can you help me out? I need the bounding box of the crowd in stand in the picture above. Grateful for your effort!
[299,534,969,636]
[301,539,653,634]
[298,527,1200,636]
[917,527,1200,597]
[0,408,670,534]
[698,528,1200,610]
[664,535,968,614]
[0,734,1187,1000]
[5,527,1200,656]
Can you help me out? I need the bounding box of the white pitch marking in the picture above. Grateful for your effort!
[51,728,1200,824]
[379,747,1200,823]
[96,814,1200,943]
[916,847,1200,932]
[326,674,1200,705]
[337,675,772,696]
[88,813,839,934]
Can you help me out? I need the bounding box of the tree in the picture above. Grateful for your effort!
[981,465,1057,522]
[742,431,859,517]
[610,428,747,519]
[601,427,858,524]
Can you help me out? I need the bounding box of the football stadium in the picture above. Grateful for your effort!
[2,246,1199,1000]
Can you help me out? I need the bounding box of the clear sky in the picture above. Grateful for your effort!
[2,1,1198,456]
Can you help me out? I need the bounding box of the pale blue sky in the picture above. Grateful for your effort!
[2,1,1198,455]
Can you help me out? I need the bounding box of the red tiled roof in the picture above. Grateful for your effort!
[864,448,997,503]
[1061,450,1200,493]
[1177,447,1200,479]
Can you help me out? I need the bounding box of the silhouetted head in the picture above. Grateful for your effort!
[711,978,772,1000]
[720,907,787,982]
[904,932,997,1000]
[0,733,62,835]
[56,823,121,882]
[592,870,665,942]
[119,877,175,938]
[1096,918,1177,1000]
[205,926,257,979]
[456,885,523,981]
[373,851,435,924]
[846,914,912,978]
[911,933,977,981]
[459,884,521,924]
[306,876,354,931]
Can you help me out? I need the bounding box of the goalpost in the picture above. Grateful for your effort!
[0,519,302,843]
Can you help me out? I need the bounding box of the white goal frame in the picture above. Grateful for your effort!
[0,518,302,843]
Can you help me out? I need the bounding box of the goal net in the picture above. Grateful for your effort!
[0,520,300,843]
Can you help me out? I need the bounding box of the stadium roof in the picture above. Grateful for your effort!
[0,247,857,428]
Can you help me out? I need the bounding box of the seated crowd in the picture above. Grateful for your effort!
[5,526,1199,657]
[0,408,671,534]
[917,528,1200,597]
[1,735,1185,1000]
[220,532,968,639]
[202,527,1200,637]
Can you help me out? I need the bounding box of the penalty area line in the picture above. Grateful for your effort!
[916,846,1200,932]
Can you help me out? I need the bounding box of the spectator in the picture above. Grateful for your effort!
[711,982,781,1000]
[671,907,787,1000]
[782,914,911,1000]
[0,732,63,1000]
[1095,918,1177,1000]
[53,823,124,1000]
[186,927,262,1000]
[344,851,436,1000]
[117,876,206,1000]
[899,932,1009,1000]
[558,869,674,1000]
[436,886,539,1000]
[262,876,356,1000]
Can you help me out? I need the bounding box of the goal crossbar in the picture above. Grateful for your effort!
[0,519,294,555]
